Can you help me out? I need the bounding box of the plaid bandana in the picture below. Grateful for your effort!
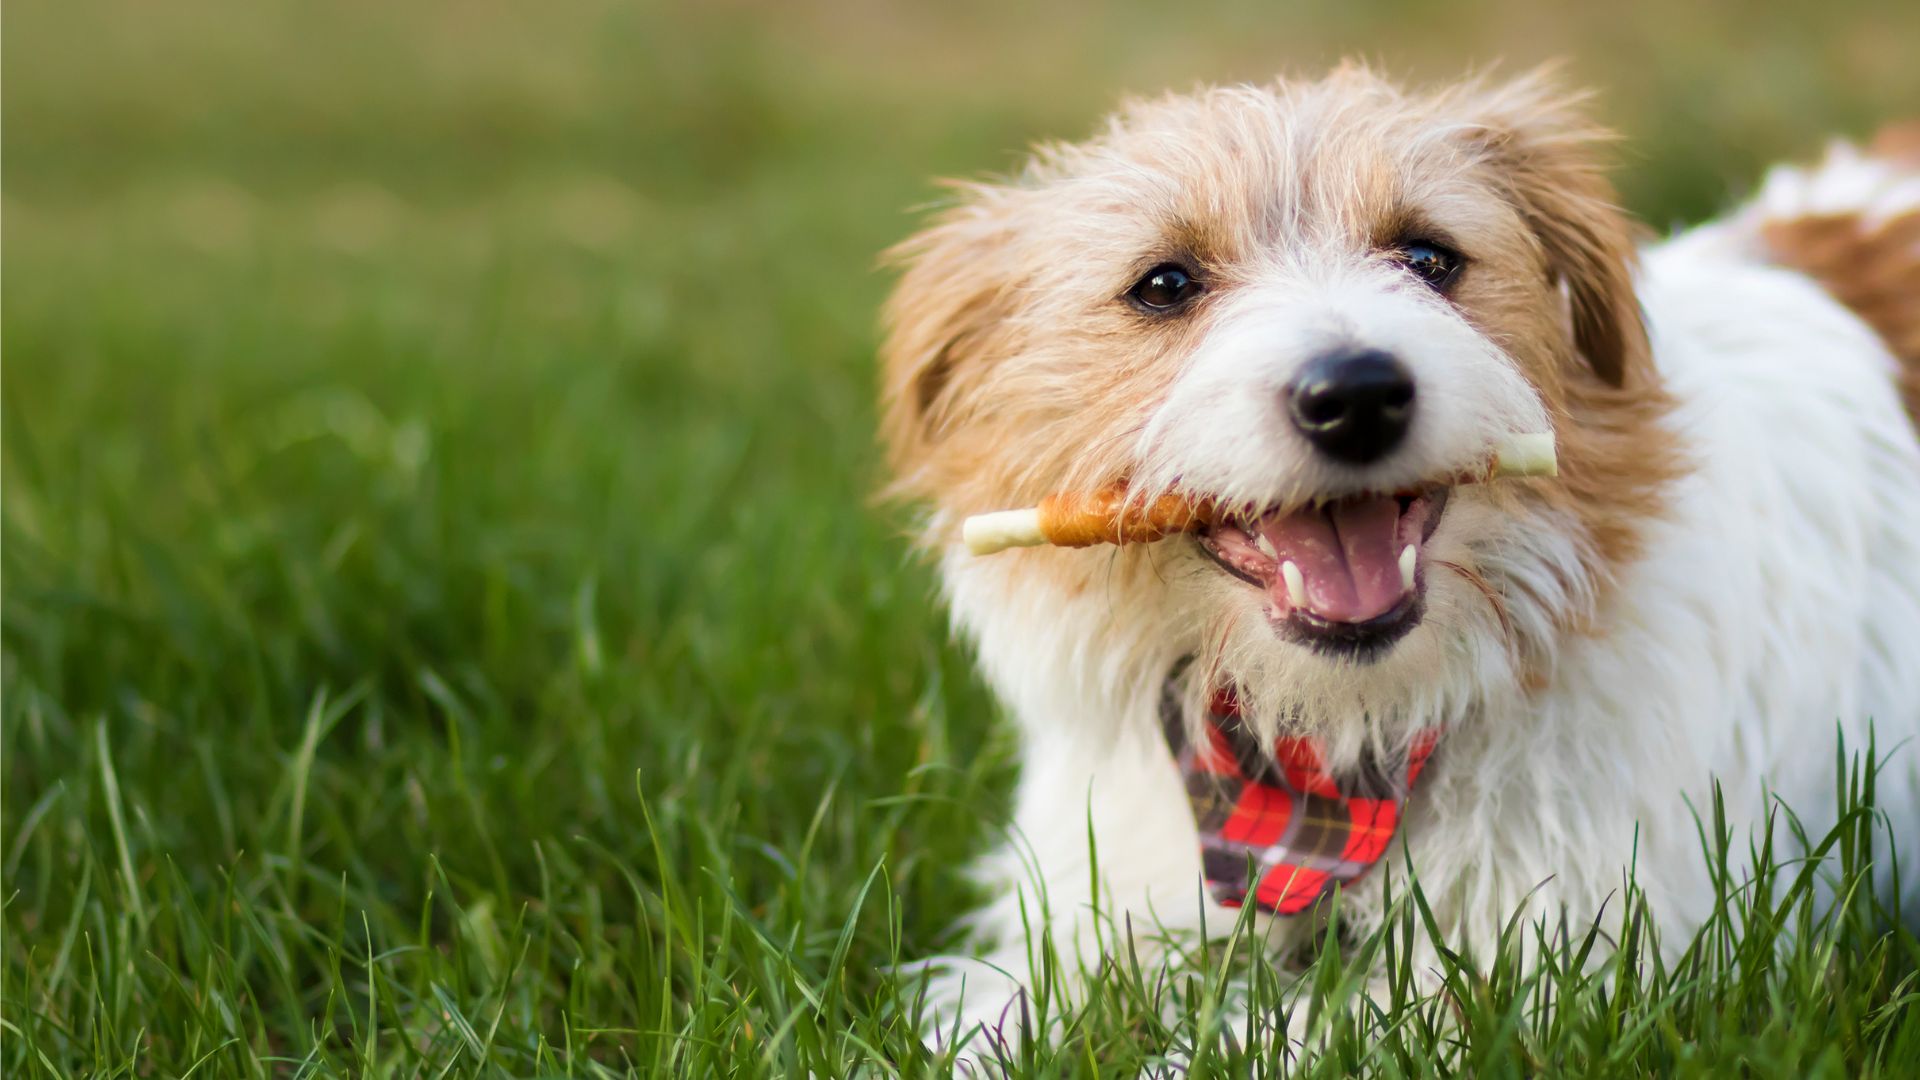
[1161,680,1440,916]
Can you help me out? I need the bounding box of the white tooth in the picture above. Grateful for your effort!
[1399,544,1417,593]
[1281,560,1308,609]
[1255,534,1278,560]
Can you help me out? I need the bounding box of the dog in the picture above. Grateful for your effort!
[878,65,1920,1051]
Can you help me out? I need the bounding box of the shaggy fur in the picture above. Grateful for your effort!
[878,66,1920,1051]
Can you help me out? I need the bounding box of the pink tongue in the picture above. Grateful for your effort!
[1258,495,1407,623]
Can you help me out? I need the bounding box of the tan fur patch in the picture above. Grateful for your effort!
[1762,207,1920,425]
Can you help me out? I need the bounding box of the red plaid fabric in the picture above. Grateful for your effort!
[1162,683,1440,916]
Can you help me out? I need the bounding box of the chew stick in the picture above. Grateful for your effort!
[962,489,1216,558]
[961,431,1556,557]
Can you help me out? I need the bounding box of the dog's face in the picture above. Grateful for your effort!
[882,69,1676,728]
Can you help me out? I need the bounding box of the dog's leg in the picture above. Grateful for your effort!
[914,713,1224,1057]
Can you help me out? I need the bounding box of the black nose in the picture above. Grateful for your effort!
[1285,349,1416,464]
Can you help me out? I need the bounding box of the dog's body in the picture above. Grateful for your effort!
[879,69,1920,1048]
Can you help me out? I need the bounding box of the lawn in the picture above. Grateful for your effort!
[5,1,1919,1075]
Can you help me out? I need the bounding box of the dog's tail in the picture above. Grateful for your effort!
[1743,124,1920,422]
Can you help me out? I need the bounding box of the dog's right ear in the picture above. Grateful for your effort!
[878,185,1023,491]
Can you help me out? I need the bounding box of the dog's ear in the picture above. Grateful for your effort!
[1465,73,1650,389]
[878,185,1023,488]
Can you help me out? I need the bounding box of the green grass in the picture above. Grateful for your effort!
[5,1,1919,1075]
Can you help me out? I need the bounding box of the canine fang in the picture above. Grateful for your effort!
[1281,560,1309,609]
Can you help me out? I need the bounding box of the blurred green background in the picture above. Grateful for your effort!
[5,0,1918,1074]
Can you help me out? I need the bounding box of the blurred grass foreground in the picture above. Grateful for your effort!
[5,1,1919,1075]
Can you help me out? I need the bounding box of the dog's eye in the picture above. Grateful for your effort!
[1128,264,1200,311]
[1393,242,1462,290]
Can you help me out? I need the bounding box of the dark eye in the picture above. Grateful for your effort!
[1128,263,1200,311]
[1394,241,1462,290]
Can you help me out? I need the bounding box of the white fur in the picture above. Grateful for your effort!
[913,149,1920,1054]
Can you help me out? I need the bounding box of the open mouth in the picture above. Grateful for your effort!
[1197,486,1449,661]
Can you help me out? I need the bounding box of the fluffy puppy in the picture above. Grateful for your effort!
[879,66,1920,1049]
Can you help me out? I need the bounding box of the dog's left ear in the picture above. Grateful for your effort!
[1466,73,1650,389]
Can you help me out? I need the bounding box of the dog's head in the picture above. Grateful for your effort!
[881,68,1677,730]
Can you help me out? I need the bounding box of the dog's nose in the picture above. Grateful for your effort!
[1285,349,1416,464]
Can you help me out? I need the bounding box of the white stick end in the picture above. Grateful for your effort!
[962,508,1046,556]
[1491,432,1558,479]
